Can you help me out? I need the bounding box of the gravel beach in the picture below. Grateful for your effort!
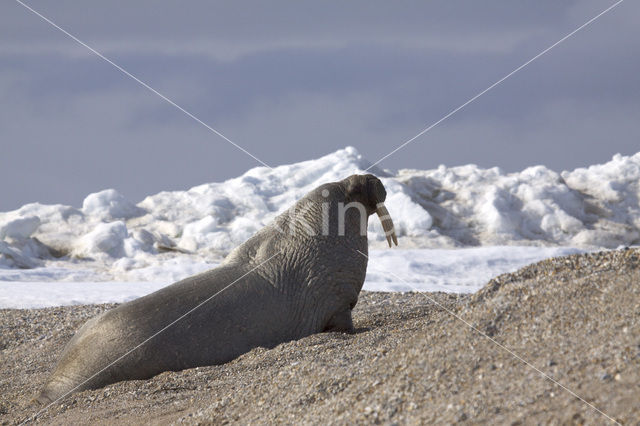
[1,249,639,424]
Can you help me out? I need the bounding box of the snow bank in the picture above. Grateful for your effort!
[398,152,640,248]
[0,147,639,278]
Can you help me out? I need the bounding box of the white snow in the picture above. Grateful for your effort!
[0,282,169,309]
[0,246,584,308]
[362,246,583,293]
[0,146,638,308]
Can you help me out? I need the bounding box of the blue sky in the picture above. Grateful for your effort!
[1,1,638,210]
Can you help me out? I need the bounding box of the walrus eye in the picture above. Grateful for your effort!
[375,203,398,247]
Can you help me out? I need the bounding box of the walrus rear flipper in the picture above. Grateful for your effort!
[29,382,62,408]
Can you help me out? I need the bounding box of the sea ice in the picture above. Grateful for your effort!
[0,147,638,285]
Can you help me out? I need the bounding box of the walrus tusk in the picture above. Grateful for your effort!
[376,203,398,247]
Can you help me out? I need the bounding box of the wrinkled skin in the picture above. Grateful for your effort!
[36,174,396,404]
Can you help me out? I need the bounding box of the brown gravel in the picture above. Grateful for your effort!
[1,248,639,425]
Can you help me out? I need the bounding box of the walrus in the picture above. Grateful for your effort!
[36,174,397,404]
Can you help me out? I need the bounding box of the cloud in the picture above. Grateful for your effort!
[1,0,638,210]
[4,1,564,61]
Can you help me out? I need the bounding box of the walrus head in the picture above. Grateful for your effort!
[277,174,398,246]
[343,174,398,247]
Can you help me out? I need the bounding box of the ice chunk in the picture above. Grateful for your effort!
[82,189,145,220]
[0,216,41,240]
[75,221,129,258]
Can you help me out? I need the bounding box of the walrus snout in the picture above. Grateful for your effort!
[365,174,387,206]
[343,174,398,247]
[344,174,385,209]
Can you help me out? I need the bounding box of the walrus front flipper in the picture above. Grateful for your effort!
[323,308,355,333]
